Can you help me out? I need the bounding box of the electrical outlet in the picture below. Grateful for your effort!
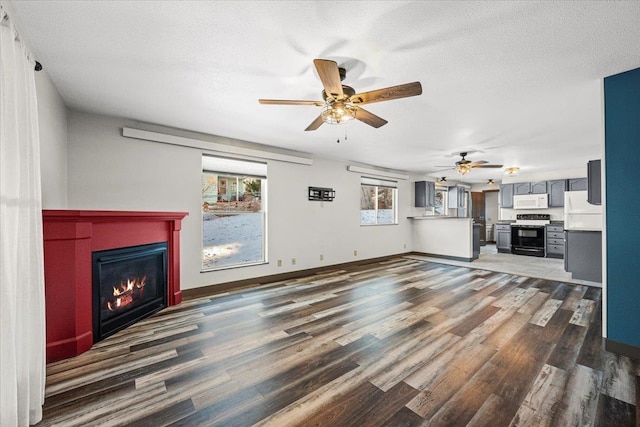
[354,250,358,256]
[291,258,296,265]
[277,259,282,267]
[320,254,324,261]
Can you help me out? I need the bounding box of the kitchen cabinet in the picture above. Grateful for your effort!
[415,181,436,207]
[473,223,481,260]
[514,181,547,195]
[448,185,467,209]
[587,159,601,205]
[530,181,548,194]
[565,230,602,282]
[513,182,531,195]
[545,224,564,258]
[495,224,511,253]
[568,178,587,191]
[548,179,568,207]
[500,184,514,208]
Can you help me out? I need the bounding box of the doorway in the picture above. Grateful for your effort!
[484,190,499,243]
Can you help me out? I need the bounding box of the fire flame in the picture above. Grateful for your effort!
[106,276,147,311]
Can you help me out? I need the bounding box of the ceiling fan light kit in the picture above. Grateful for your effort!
[320,102,356,125]
[456,163,472,175]
[259,59,422,132]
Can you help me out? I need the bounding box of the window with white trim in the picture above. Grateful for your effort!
[201,155,267,270]
[360,177,398,225]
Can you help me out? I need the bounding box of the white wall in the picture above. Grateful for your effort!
[35,70,68,208]
[66,111,414,290]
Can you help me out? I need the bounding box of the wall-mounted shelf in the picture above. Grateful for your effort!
[308,187,335,202]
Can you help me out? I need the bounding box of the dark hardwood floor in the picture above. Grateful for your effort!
[37,257,639,426]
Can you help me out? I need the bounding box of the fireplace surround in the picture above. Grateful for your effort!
[42,210,188,362]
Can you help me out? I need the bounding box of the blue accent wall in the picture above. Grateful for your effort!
[605,67,640,347]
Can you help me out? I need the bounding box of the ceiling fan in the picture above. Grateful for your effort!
[259,59,422,131]
[436,152,503,176]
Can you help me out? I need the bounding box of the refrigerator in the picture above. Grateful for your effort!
[564,191,602,230]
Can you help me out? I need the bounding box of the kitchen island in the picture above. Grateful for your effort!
[409,216,475,261]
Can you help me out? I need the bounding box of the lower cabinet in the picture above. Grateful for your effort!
[565,230,602,282]
[495,224,511,253]
[545,224,564,258]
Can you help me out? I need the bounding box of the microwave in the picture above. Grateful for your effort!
[513,194,549,209]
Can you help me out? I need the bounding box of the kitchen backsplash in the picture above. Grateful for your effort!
[499,207,565,221]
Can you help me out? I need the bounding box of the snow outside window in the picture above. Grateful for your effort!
[201,156,267,270]
[360,177,398,225]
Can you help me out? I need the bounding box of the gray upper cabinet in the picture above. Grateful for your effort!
[587,159,601,205]
[414,181,436,207]
[448,185,466,209]
[500,184,514,208]
[513,182,531,195]
[530,181,548,194]
[548,179,568,207]
[568,178,588,191]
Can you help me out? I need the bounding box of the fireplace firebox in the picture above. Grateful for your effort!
[92,242,168,342]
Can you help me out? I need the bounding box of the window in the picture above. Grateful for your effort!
[202,155,267,270]
[360,177,397,225]
[434,188,448,216]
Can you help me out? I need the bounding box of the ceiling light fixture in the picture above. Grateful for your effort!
[487,179,495,185]
[321,101,357,125]
[439,177,447,183]
[504,167,520,176]
[455,163,472,175]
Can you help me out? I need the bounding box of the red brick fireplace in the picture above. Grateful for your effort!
[42,210,188,363]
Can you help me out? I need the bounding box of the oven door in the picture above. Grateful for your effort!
[511,225,545,256]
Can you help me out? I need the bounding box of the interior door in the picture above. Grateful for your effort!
[471,192,486,246]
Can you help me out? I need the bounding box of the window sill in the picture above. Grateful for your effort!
[201,260,267,273]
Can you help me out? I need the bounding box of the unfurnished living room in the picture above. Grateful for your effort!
[1,1,639,426]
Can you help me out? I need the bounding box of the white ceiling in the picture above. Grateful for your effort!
[10,0,640,183]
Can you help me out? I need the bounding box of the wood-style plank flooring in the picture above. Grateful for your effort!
[37,257,639,426]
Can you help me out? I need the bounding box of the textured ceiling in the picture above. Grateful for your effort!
[10,0,640,182]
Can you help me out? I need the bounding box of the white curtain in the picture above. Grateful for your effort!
[0,4,46,426]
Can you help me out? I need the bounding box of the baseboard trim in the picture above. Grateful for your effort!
[183,253,411,300]
[407,252,473,263]
[604,338,640,361]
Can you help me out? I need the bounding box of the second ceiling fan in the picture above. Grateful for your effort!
[259,59,422,131]
[436,152,503,176]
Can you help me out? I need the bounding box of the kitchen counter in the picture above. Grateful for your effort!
[407,216,469,220]
[411,217,474,261]
[565,227,601,232]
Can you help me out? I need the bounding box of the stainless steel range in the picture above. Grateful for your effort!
[511,214,550,257]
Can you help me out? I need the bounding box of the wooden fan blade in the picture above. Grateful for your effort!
[305,114,325,131]
[474,164,503,168]
[354,106,388,128]
[469,160,489,165]
[259,99,324,106]
[350,81,422,105]
[313,59,344,98]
